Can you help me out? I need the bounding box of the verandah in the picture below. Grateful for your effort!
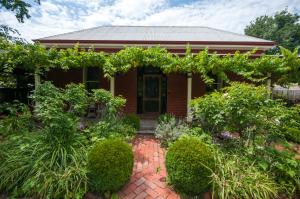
[1,40,299,110]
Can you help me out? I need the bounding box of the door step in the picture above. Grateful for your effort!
[138,130,155,134]
[139,119,157,134]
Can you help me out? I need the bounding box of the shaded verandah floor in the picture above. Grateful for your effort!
[118,135,180,199]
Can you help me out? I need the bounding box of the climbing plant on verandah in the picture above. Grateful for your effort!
[0,38,299,88]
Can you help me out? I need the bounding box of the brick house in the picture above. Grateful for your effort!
[35,26,275,118]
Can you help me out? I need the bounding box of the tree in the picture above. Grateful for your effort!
[0,0,40,42]
[0,0,40,22]
[0,0,41,89]
[245,10,300,54]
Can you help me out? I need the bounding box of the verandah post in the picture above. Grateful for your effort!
[267,72,272,98]
[187,73,192,122]
[34,66,41,90]
[110,76,115,96]
[34,66,41,106]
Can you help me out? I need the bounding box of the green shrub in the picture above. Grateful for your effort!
[0,132,87,199]
[166,136,215,195]
[190,92,225,133]
[64,83,89,116]
[0,102,32,136]
[211,152,278,199]
[0,82,132,198]
[157,113,175,124]
[222,83,271,132]
[88,138,134,194]
[34,83,127,121]
[186,127,213,144]
[285,128,300,144]
[254,147,300,196]
[110,122,136,138]
[0,83,89,198]
[88,119,136,143]
[123,114,140,130]
[92,89,126,119]
[155,117,188,147]
[191,82,300,147]
[191,83,272,134]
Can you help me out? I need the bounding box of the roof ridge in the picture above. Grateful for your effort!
[206,26,273,43]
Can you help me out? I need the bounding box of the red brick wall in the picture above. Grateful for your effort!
[46,68,83,88]
[45,68,110,90]
[167,73,187,117]
[115,69,137,114]
[192,74,205,99]
[227,72,247,82]
[99,74,110,90]
[46,69,249,118]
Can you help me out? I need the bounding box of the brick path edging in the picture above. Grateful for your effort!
[118,135,180,199]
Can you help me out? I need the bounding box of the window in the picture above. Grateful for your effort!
[84,67,100,91]
[205,73,223,93]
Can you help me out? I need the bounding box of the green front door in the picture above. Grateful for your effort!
[143,75,161,113]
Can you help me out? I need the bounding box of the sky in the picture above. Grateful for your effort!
[1,0,300,42]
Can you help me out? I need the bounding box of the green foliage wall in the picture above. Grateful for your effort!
[1,39,299,88]
[190,82,300,142]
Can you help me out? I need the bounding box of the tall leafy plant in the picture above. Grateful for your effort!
[211,152,279,199]
[222,83,271,134]
[191,82,300,146]
[92,89,126,120]
[0,101,32,136]
[64,83,89,117]
[190,92,226,133]
[0,82,89,198]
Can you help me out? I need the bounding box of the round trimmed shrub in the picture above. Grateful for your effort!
[88,138,134,194]
[166,136,215,195]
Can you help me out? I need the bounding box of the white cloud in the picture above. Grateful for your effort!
[111,0,166,19]
[0,0,299,41]
[41,1,61,13]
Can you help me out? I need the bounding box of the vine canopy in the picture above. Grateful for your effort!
[0,38,299,86]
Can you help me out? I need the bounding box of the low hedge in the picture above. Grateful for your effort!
[285,128,300,144]
[166,136,215,195]
[87,138,134,194]
[123,114,140,130]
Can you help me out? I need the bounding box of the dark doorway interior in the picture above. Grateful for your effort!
[137,68,167,114]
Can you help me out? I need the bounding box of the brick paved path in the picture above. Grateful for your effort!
[118,135,180,199]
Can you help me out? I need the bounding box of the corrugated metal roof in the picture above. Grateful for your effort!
[36,26,274,43]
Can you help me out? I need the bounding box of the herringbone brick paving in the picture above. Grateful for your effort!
[118,135,179,199]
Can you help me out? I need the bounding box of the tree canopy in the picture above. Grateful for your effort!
[0,0,40,22]
[245,10,300,54]
[0,0,40,42]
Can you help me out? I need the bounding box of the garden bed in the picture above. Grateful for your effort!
[0,82,139,199]
[154,83,300,199]
[1,82,300,199]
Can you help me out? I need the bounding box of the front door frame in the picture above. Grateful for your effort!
[137,68,167,115]
[142,74,162,113]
